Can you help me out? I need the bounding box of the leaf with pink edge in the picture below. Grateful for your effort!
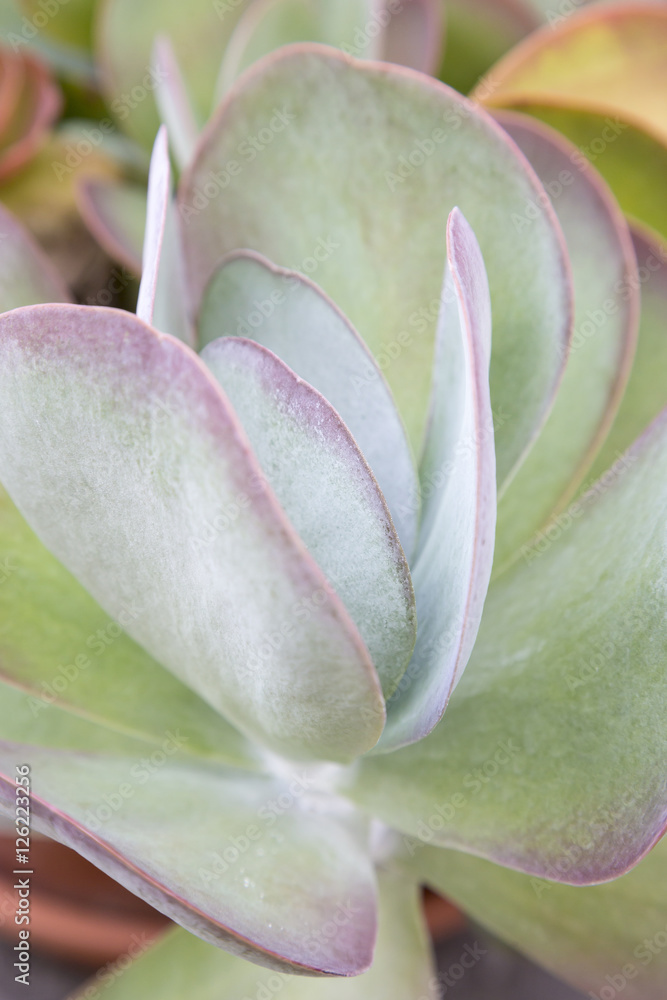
[378,209,496,751]
[504,103,667,243]
[201,336,416,699]
[67,868,436,1000]
[492,110,639,573]
[0,744,378,976]
[589,225,667,483]
[0,304,385,762]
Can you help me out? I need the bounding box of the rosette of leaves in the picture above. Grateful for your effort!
[0,42,666,1000]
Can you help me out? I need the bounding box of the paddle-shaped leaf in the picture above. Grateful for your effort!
[198,250,419,557]
[347,406,667,882]
[201,336,416,699]
[136,127,191,345]
[0,305,385,762]
[493,110,638,572]
[378,208,495,751]
[179,45,572,483]
[67,868,436,1000]
[0,745,378,975]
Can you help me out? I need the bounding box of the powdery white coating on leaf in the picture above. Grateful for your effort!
[0,746,378,976]
[377,208,496,751]
[0,304,385,763]
[201,336,416,699]
[198,251,420,558]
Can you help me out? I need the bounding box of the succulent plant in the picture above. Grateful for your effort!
[0,32,667,1000]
